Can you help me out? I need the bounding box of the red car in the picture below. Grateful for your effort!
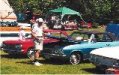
[2,29,68,55]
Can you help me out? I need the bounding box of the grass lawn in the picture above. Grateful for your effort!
[0,27,105,74]
[0,50,104,74]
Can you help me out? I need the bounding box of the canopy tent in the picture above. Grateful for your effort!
[49,7,84,21]
[0,0,17,22]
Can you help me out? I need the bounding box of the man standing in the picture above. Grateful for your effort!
[31,18,44,66]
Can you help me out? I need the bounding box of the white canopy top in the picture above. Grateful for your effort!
[0,0,17,22]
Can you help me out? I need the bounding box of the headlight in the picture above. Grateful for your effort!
[54,48,64,55]
[15,44,22,49]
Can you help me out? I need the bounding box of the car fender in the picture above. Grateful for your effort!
[64,49,83,58]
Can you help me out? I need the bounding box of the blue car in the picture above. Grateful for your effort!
[41,31,119,65]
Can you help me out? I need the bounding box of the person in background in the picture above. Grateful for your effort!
[30,16,36,24]
[50,14,56,29]
[30,15,36,28]
[25,8,33,23]
[19,26,26,40]
[17,11,25,22]
[31,18,44,66]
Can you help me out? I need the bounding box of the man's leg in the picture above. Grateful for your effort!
[34,50,40,61]
[33,41,43,66]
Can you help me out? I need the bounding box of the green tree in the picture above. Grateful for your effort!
[8,0,119,21]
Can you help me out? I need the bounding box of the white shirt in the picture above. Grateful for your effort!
[32,23,43,37]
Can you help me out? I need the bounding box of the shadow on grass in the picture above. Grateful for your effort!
[16,59,105,74]
[1,54,27,59]
[1,53,66,65]
[80,60,105,74]
[82,67,105,74]
[16,58,92,65]
[16,59,67,65]
[39,59,67,65]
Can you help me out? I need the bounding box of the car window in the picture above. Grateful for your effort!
[103,34,112,42]
[0,33,19,37]
[70,32,90,41]
[95,33,112,42]
[0,33,31,38]
[71,32,81,39]
[83,34,89,40]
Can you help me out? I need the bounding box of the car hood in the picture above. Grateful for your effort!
[3,38,60,45]
[63,42,90,50]
[90,46,119,60]
[44,38,60,44]
[3,39,33,44]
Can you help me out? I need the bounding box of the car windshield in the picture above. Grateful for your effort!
[95,33,112,42]
[70,32,90,41]
[70,32,112,42]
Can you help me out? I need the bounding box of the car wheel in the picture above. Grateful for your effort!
[27,48,35,61]
[69,53,81,65]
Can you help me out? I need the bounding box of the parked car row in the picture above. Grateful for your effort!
[1,24,119,74]
[2,29,119,64]
[1,29,68,55]
[41,31,119,65]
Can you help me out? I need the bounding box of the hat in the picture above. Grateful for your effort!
[36,18,43,22]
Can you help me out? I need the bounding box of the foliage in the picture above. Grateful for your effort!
[8,0,119,21]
